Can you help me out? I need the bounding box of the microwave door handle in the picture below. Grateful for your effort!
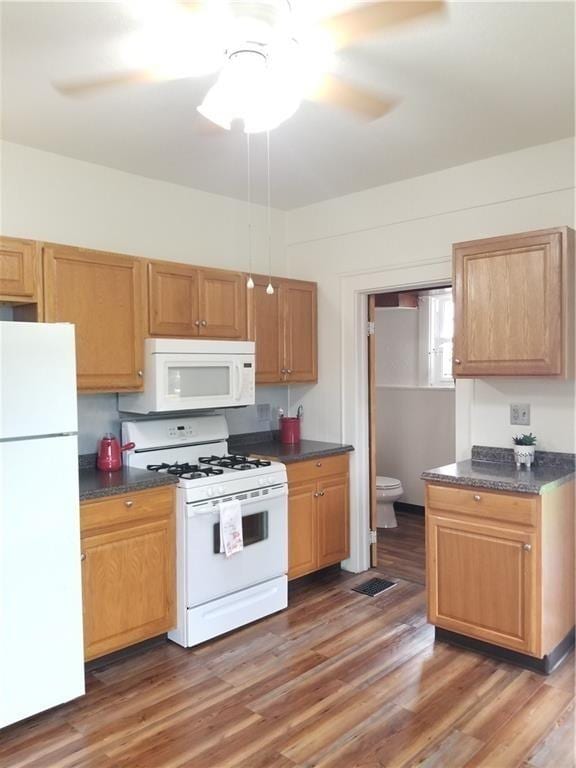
[233,362,242,401]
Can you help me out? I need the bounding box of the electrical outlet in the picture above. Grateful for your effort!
[257,403,271,422]
[510,403,531,426]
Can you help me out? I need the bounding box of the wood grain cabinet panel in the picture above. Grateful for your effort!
[148,261,199,336]
[427,512,537,653]
[248,276,317,383]
[453,227,574,376]
[284,454,350,581]
[247,275,284,383]
[283,280,318,382]
[0,236,40,304]
[198,268,247,339]
[317,475,350,569]
[425,481,575,662]
[288,480,318,579]
[43,245,145,392]
[80,487,175,661]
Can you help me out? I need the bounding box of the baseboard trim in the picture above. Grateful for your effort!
[85,635,168,671]
[435,626,575,675]
[394,502,425,516]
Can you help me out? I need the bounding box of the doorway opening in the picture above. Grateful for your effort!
[368,286,455,582]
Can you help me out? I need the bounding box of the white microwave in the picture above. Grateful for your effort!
[118,339,256,414]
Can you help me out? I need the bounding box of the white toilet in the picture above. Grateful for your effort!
[376,476,403,528]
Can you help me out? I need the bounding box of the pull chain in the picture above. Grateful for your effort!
[246,131,254,289]
[265,129,274,295]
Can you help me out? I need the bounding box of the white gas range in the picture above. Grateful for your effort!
[122,415,288,648]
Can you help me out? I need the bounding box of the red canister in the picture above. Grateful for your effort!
[280,416,301,445]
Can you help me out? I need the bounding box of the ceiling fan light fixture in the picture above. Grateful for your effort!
[197,47,301,133]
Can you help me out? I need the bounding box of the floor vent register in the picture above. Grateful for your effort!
[352,577,397,597]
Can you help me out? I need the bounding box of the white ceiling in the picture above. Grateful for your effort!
[1,1,574,210]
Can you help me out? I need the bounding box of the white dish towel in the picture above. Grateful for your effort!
[219,499,244,557]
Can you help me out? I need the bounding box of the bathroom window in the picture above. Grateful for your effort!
[427,291,454,387]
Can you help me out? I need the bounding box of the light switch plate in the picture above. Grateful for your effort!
[510,403,531,426]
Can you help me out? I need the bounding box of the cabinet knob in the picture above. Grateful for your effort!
[194,320,200,327]
[201,320,207,327]
[281,368,287,374]
[125,500,134,508]
[319,490,325,497]
[286,369,293,374]
[316,462,322,468]
[137,369,143,377]
[473,494,481,502]
[523,543,532,552]
[313,491,319,498]
[454,358,462,365]
[80,553,86,561]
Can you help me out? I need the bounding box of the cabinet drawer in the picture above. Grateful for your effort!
[426,484,538,527]
[81,486,175,536]
[286,454,349,485]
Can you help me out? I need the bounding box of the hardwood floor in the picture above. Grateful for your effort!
[377,510,426,584]
[1,560,573,768]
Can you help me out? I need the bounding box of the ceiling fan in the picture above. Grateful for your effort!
[55,1,445,133]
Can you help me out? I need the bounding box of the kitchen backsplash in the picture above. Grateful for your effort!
[77,387,290,454]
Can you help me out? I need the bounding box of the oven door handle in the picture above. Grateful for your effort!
[186,484,287,518]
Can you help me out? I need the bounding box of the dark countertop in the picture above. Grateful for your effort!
[422,448,575,495]
[229,436,354,464]
[79,465,178,502]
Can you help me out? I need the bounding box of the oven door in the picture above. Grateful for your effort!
[184,484,287,607]
[155,353,254,411]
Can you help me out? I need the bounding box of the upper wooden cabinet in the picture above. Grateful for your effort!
[453,227,574,377]
[0,236,41,305]
[148,260,247,340]
[247,274,284,383]
[248,275,318,384]
[43,244,146,392]
[283,280,318,383]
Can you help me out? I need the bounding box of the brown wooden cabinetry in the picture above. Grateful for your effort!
[43,244,146,392]
[0,236,43,319]
[248,275,317,384]
[453,227,574,377]
[285,453,349,580]
[80,486,176,661]
[426,481,575,661]
[148,260,247,340]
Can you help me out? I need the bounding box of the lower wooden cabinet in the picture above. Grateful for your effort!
[286,454,350,580]
[80,486,176,661]
[426,481,575,660]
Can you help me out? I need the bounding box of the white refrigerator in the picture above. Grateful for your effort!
[0,322,85,728]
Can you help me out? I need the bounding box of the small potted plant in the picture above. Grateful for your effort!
[513,433,537,469]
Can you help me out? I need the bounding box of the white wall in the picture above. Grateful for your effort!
[286,138,575,455]
[376,388,455,506]
[0,141,286,275]
[0,140,289,450]
[374,306,455,506]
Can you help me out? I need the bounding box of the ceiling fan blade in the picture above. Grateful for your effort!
[309,74,398,119]
[322,1,445,50]
[54,70,158,96]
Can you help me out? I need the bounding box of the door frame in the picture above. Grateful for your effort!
[338,257,473,575]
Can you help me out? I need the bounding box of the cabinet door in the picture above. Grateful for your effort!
[427,511,537,654]
[43,245,145,391]
[453,229,565,376]
[317,475,350,568]
[0,236,38,300]
[248,274,284,383]
[198,268,247,339]
[81,516,175,660]
[283,280,317,382]
[288,480,318,580]
[148,261,199,337]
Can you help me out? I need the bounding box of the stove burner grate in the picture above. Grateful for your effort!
[199,454,272,471]
[147,462,224,478]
